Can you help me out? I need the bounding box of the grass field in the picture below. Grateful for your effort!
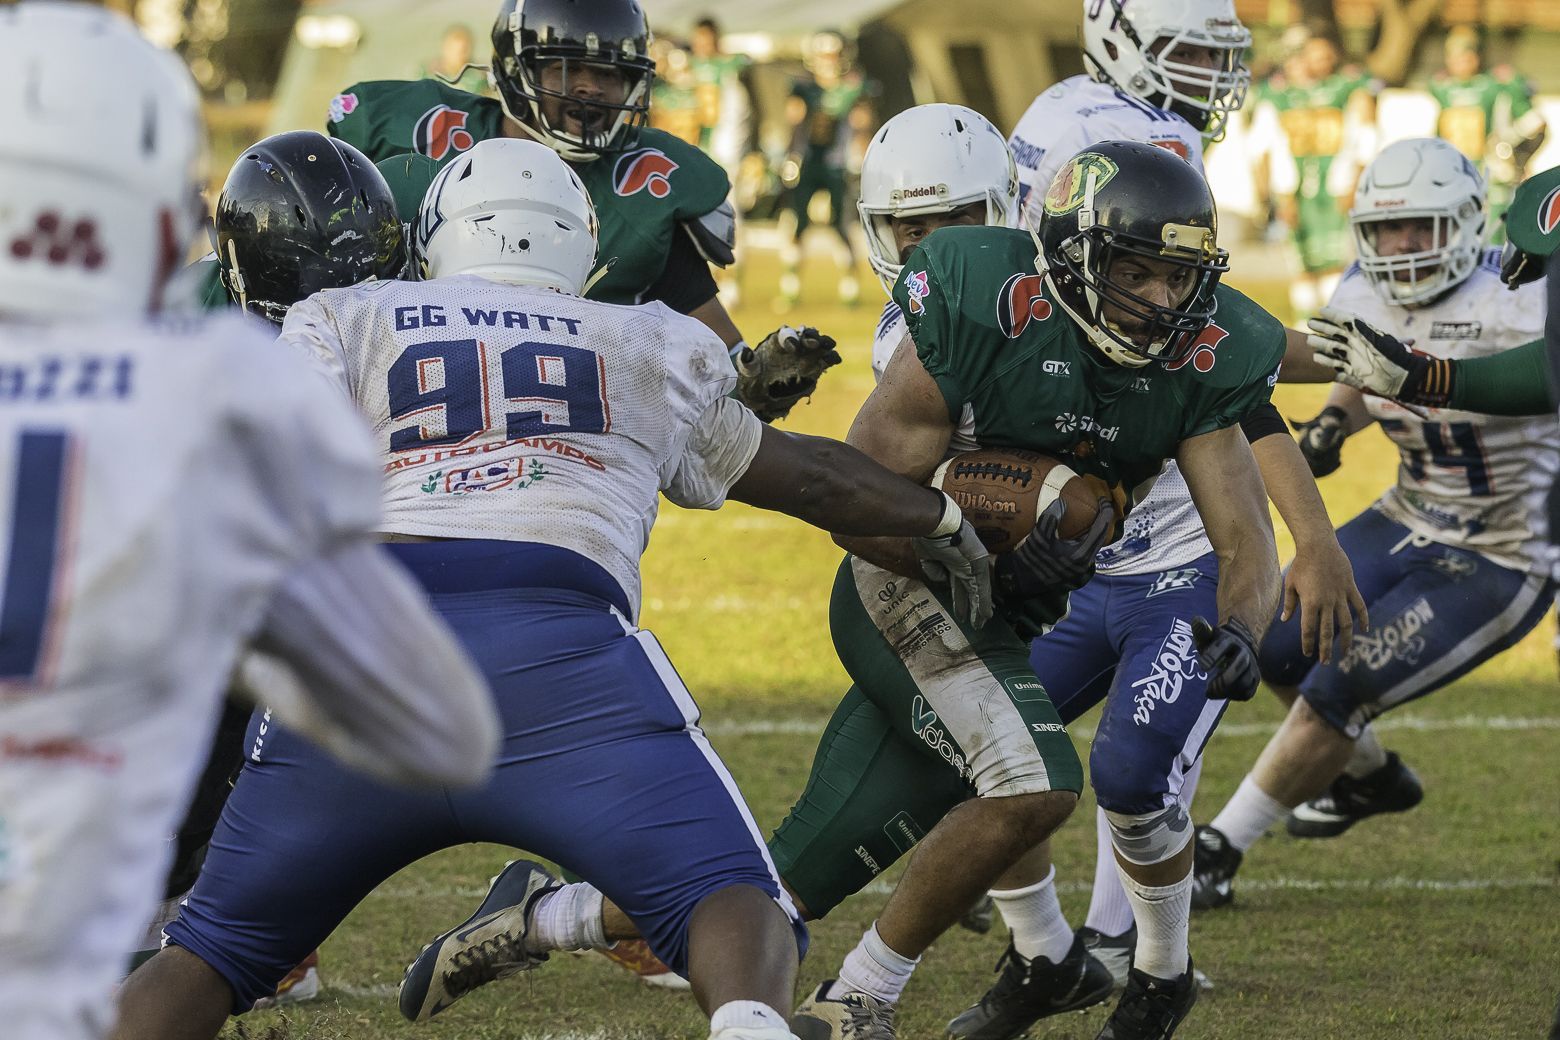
[223,256,1559,1040]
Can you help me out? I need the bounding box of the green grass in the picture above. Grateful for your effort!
[224,258,1559,1039]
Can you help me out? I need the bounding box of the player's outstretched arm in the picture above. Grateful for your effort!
[240,541,499,789]
[1278,325,1337,383]
[1178,424,1281,701]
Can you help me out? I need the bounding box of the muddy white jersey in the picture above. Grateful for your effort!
[0,311,383,733]
[1008,76,1205,234]
[1329,255,1559,576]
[282,275,764,619]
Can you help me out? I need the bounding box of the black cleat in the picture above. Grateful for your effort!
[1286,751,1424,838]
[1189,825,1241,911]
[958,893,996,935]
[1095,964,1198,1040]
[946,934,1114,1040]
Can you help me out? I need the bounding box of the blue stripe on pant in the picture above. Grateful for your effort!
[1259,506,1555,739]
[1030,552,1226,815]
[164,541,803,1011]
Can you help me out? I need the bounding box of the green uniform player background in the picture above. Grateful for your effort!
[1264,71,1371,274]
[326,78,731,308]
[769,227,1285,916]
[1431,69,1543,244]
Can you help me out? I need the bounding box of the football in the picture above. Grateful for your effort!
[932,448,1113,554]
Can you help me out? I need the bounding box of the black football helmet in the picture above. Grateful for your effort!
[213,131,405,325]
[1035,140,1228,367]
[490,0,655,162]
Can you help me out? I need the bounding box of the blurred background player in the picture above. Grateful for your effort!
[1194,139,1559,909]
[1253,31,1376,321]
[1431,26,1548,244]
[0,5,498,1038]
[779,30,876,310]
[419,24,490,96]
[330,0,842,423]
[690,17,754,308]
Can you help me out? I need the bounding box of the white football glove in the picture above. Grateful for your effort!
[912,492,994,630]
[1307,306,1411,397]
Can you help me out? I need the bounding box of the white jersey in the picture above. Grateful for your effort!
[282,275,764,620]
[1329,254,1560,577]
[1006,75,1216,576]
[1008,76,1205,235]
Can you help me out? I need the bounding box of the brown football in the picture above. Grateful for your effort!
[932,448,1115,554]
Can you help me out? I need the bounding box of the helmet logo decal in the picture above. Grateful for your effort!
[904,270,931,315]
[997,273,1053,338]
[328,93,359,124]
[1539,185,1560,235]
[1043,153,1120,217]
[1164,322,1229,374]
[614,149,679,198]
[414,106,476,161]
[8,212,106,271]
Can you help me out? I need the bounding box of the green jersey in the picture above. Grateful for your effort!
[191,257,230,311]
[1266,73,1366,162]
[326,79,731,307]
[790,75,868,167]
[1430,71,1533,165]
[894,227,1284,505]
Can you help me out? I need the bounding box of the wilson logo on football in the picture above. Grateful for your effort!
[414,105,476,161]
[8,212,105,271]
[613,149,679,198]
[997,273,1053,338]
[1539,185,1560,235]
[1165,322,1230,374]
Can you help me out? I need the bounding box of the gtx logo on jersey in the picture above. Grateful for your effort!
[1430,321,1482,339]
[8,212,105,271]
[414,105,476,161]
[1129,376,1153,393]
[1054,412,1119,441]
[1042,359,1072,376]
[1540,185,1560,235]
[1165,322,1230,374]
[997,273,1053,338]
[614,149,679,199]
[904,269,931,315]
[1130,618,1206,726]
[328,92,358,124]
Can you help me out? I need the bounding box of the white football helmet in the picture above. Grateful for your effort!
[414,138,598,294]
[0,1,206,321]
[1351,138,1486,308]
[858,104,1019,293]
[1082,0,1252,141]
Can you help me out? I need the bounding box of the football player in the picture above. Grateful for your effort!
[112,137,994,1040]
[1193,139,1559,909]
[0,6,499,1038]
[406,141,1288,1040]
[327,0,840,423]
[127,128,414,1004]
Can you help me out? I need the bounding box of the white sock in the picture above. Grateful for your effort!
[709,1000,791,1035]
[837,922,919,1005]
[527,882,607,954]
[1342,726,1388,778]
[990,866,1075,963]
[1115,866,1192,981]
[1083,808,1136,937]
[1209,774,1291,852]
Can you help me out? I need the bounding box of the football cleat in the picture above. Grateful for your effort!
[1095,964,1199,1040]
[1189,825,1242,912]
[252,949,321,1009]
[958,893,996,935]
[791,979,898,1040]
[946,934,1114,1040]
[397,859,560,1022]
[1286,751,1424,838]
[1077,925,1136,991]
[597,938,691,991]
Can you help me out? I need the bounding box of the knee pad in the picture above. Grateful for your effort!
[1104,804,1193,867]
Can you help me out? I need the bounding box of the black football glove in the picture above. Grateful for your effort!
[1191,616,1261,701]
[1307,307,1454,408]
[1290,405,1350,478]
[994,497,1114,604]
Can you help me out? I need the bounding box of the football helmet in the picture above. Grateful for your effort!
[1082,0,1252,141]
[0,2,206,320]
[1350,138,1485,308]
[415,138,598,295]
[213,131,406,325]
[490,0,655,163]
[858,104,1019,293]
[1034,140,1228,368]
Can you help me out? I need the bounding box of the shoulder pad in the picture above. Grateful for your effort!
[681,199,736,268]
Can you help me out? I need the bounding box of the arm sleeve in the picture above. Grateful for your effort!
[1237,400,1289,443]
[277,294,354,396]
[643,225,721,314]
[241,540,499,789]
[1447,338,1558,415]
